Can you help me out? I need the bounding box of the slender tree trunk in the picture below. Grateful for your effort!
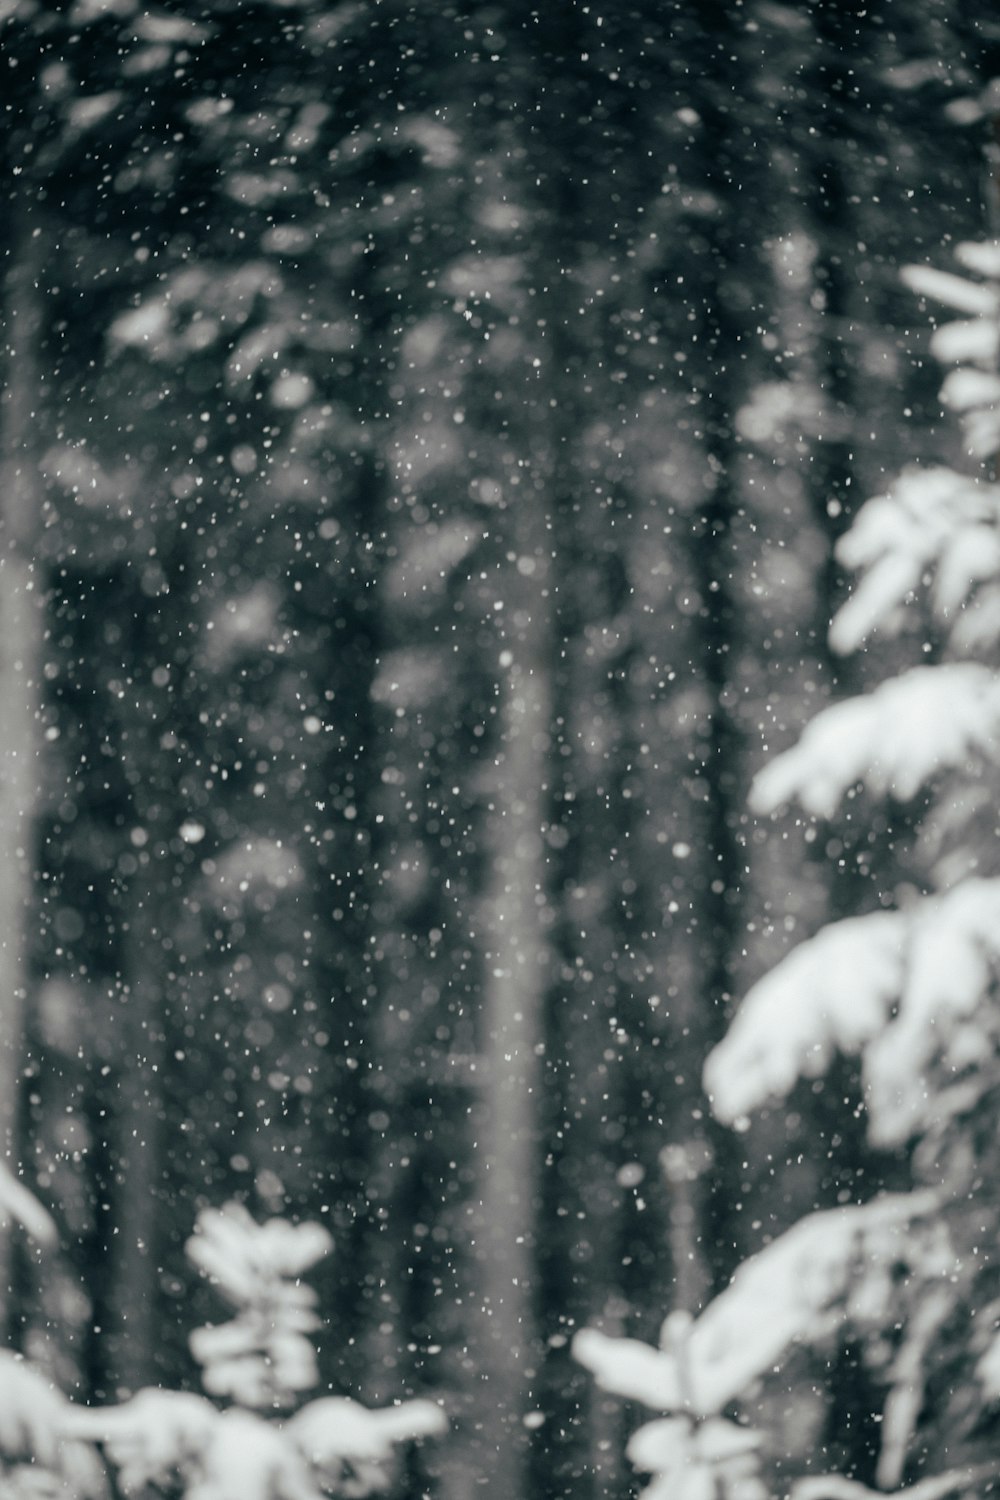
[0,227,45,1316]
[107,888,164,1397]
[471,497,553,1497]
[104,612,186,1396]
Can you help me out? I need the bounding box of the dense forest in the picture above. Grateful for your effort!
[3,1,1000,1497]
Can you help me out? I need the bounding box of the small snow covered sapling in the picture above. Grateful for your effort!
[68,1201,446,1500]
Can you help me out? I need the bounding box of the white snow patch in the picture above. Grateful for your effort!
[288,1397,447,1497]
[269,371,315,409]
[900,265,998,317]
[384,518,480,605]
[109,300,170,347]
[955,241,1000,278]
[930,318,1000,367]
[0,1163,57,1248]
[67,92,122,130]
[396,116,461,167]
[830,466,997,652]
[211,839,303,901]
[372,647,449,710]
[865,879,1000,1145]
[938,367,1000,413]
[65,1389,219,1493]
[204,582,281,663]
[750,665,1000,818]
[704,912,904,1125]
[705,879,1000,1146]
[626,1416,763,1500]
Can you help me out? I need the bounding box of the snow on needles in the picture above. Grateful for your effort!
[574,1194,934,1420]
[625,1416,764,1500]
[902,255,1000,461]
[66,1389,220,1494]
[186,1202,333,1407]
[827,467,1000,654]
[702,911,904,1124]
[750,664,1000,819]
[289,1397,448,1498]
[67,1391,447,1500]
[0,1353,106,1496]
[899,263,999,319]
[705,880,1000,1146]
[865,878,1000,1144]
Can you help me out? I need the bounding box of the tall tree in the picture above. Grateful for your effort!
[0,217,46,1325]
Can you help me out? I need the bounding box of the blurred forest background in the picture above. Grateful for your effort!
[4,1,1000,1497]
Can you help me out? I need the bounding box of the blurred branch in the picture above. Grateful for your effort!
[794,1463,1000,1500]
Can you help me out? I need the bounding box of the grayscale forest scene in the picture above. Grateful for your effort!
[3,1,1000,1498]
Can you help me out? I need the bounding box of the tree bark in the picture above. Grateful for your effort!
[0,225,45,1317]
[106,879,165,1396]
[471,499,553,1497]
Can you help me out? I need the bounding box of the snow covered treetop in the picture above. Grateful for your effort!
[824,246,1000,656]
[186,1202,334,1298]
[186,1201,333,1409]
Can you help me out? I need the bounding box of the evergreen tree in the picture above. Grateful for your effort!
[575,234,1000,1498]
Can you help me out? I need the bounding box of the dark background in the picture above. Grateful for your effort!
[2,2,1000,1495]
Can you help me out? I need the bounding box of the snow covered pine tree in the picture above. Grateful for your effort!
[0,1193,444,1497]
[66,1202,446,1499]
[575,243,1000,1500]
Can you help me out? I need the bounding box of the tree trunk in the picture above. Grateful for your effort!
[0,226,45,1317]
[107,887,164,1397]
[471,509,553,1497]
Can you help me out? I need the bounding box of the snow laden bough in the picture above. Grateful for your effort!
[0,1350,108,1498]
[65,1389,447,1500]
[749,663,1000,820]
[573,1193,945,1500]
[826,467,1000,657]
[704,878,1000,1148]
